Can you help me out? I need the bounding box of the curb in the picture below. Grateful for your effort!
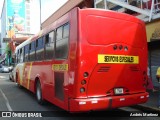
[134,105,160,113]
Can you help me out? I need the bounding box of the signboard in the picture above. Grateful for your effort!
[7,0,25,37]
[98,54,139,64]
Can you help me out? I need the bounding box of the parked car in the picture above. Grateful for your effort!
[0,65,3,72]
[8,66,13,72]
[1,66,10,73]
[9,67,16,82]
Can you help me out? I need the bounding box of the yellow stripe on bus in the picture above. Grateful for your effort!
[19,63,26,85]
[27,62,33,89]
[98,54,139,64]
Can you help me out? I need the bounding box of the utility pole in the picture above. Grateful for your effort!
[40,0,42,30]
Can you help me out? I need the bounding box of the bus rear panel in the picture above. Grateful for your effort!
[15,8,148,112]
[69,9,148,112]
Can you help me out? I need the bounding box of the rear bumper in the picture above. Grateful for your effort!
[69,92,149,112]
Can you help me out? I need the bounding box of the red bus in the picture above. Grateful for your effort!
[15,8,149,112]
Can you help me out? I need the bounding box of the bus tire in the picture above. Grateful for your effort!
[36,81,44,105]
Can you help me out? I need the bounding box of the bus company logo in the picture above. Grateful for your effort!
[2,112,11,117]
[98,54,139,64]
[1,112,42,118]
[52,64,68,71]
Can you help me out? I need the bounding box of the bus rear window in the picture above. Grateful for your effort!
[86,16,145,48]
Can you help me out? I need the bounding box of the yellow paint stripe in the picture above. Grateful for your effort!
[27,62,33,89]
[20,63,26,85]
[19,69,22,85]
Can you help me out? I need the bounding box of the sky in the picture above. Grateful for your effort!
[41,0,68,22]
[0,0,4,16]
[0,0,68,22]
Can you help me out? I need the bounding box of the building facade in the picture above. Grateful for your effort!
[0,0,40,65]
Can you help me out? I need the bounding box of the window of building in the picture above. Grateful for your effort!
[26,21,30,26]
[26,27,30,32]
[26,10,30,15]
[26,3,30,9]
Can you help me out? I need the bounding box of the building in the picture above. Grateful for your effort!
[0,0,40,65]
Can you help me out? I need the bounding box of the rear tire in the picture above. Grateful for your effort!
[36,81,44,105]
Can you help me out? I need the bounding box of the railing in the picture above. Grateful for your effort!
[94,0,160,22]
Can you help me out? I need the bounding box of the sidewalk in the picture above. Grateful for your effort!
[136,87,160,113]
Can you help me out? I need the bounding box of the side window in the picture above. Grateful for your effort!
[45,31,55,60]
[29,41,35,61]
[56,27,62,40]
[55,23,69,59]
[28,44,31,61]
[63,23,69,38]
[36,37,44,61]
[20,48,24,63]
[24,45,29,62]
[17,50,20,63]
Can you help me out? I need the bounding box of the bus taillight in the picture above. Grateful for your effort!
[81,80,87,85]
[80,87,85,93]
[83,72,89,78]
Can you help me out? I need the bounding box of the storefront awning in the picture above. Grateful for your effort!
[12,37,29,43]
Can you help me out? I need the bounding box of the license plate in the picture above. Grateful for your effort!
[98,54,139,64]
[114,88,124,95]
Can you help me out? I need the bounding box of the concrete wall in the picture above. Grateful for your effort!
[146,20,160,42]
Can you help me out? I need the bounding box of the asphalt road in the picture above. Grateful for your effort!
[0,73,159,120]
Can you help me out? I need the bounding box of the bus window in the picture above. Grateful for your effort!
[24,45,29,62]
[17,50,19,63]
[36,37,44,61]
[45,31,55,60]
[55,24,69,59]
[23,47,25,62]
[63,23,69,38]
[20,48,24,63]
[29,41,35,61]
[56,26,62,40]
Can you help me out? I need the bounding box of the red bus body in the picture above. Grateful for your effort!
[15,8,148,112]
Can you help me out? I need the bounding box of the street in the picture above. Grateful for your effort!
[0,73,159,120]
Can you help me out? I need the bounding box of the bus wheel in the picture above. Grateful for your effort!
[36,81,44,105]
